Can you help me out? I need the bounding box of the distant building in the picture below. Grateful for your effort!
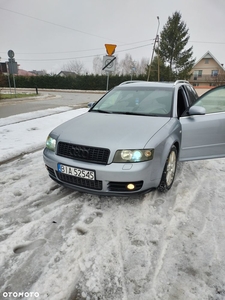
[0,62,7,73]
[17,69,37,76]
[189,51,225,87]
[30,70,47,76]
[58,71,77,77]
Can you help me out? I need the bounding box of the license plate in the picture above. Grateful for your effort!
[58,163,95,181]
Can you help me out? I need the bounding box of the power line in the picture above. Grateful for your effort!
[0,39,155,56]
[190,40,225,45]
[3,38,224,63]
[17,53,104,62]
[10,43,154,62]
[0,6,117,42]
[117,43,154,53]
[0,6,155,57]
[2,7,225,47]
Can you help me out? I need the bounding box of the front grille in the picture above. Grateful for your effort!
[57,142,110,165]
[108,181,143,192]
[56,172,102,190]
[46,165,56,178]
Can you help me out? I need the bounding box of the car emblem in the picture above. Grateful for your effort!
[70,146,90,159]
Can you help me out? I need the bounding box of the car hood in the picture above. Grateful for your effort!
[53,112,170,150]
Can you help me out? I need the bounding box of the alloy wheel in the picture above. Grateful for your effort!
[166,150,177,187]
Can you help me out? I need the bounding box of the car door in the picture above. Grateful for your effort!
[179,85,225,161]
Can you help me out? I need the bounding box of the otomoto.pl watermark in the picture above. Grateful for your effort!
[3,292,39,298]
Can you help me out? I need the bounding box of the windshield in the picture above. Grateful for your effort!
[90,86,173,117]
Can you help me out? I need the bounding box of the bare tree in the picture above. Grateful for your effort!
[136,57,148,75]
[205,74,225,86]
[213,74,225,86]
[62,60,86,75]
[93,56,103,75]
[91,54,149,76]
[118,53,135,75]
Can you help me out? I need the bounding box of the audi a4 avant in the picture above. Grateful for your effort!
[43,81,225,195]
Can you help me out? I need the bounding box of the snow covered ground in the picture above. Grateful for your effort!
[0,107,225,300]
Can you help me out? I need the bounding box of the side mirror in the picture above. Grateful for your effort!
[189,106,206,115]
[88,102,96,108]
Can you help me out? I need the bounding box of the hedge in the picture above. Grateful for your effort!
[2,74,147,91]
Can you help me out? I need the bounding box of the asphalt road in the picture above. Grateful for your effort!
[0,90,105,118]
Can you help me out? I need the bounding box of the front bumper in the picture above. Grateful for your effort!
[43,148,160,196]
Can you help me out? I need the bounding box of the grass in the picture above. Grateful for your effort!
[0,93,37,100]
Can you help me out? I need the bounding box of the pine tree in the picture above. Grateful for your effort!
[158,11,195,81]
[147,56,170,81]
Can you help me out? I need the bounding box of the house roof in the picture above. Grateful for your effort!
[17,69,37,76]
[194,51,225,71]
[58,71,77,77]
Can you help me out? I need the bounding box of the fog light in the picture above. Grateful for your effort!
[127,183,135,190]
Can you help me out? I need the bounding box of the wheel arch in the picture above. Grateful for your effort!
[160,138,180,167]
[173,141,180,155]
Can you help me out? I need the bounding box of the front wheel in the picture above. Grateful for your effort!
[157,145,177,192]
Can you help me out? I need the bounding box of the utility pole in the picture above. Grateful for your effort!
[157,34,160,82]
[147,16,160,81]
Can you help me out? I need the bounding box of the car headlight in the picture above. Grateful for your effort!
[46,136,56,151]
[113,149,154,163]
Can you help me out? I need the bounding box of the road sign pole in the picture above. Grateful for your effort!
[12,73,17,97]
[7,73,12,95]
[7,50,17,97]
[106,72,110,91]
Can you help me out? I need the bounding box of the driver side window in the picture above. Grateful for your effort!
[193,86,225,114]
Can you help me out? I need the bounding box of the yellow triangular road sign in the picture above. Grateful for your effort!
[105,44,117,56]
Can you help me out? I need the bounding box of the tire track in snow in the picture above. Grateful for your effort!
[149,162,205,299]
[149,160,225,299]
[1,149,225,299]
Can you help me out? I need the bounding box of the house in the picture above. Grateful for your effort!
[58,71,77,77]
[29,70,47,76]
[189,51,225,87]
[17,69,37,76]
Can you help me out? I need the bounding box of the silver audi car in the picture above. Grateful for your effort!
[43,81,225,195]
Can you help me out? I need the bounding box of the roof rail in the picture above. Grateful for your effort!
[174,80,190,85]
[119,80,146,85]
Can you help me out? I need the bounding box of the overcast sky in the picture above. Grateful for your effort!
[0,0,225,74]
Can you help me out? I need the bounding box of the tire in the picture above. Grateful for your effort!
[157,145,177,192]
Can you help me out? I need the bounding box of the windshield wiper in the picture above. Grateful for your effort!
[91,109,112,114]
[114,111,159,116]
[91,110,161,117]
